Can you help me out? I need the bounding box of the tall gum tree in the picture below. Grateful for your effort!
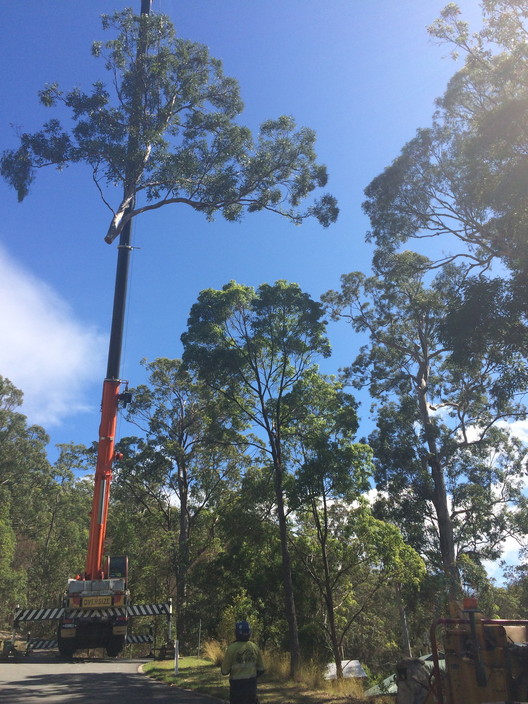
[0,9,338,241]
[362,1,528,276]
[285,375,424,674]
[117,358,246,649]
[182,280,331,677]
[323,252,528,600]
[0,377,53,622]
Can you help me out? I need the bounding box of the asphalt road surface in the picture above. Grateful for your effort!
[0,652,224,703]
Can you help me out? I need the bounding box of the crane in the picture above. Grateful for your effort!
[56,0,152,659]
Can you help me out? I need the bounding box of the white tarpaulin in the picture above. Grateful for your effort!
[324,660,367,680]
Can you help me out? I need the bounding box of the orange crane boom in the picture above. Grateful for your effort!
[85,379,121,580]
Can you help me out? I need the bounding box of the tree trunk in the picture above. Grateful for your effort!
[416,372,461,600]
[314,496,343,678]
[324,568,343,678]
[273,458,301,678]
[396,583,412,658]
[176,459,190,649]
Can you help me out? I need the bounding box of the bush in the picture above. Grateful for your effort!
[202,639,224,666]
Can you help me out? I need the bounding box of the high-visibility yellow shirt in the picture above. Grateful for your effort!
[221,640,264,681]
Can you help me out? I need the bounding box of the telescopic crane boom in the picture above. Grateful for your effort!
[84,223,132,581]
[85,0,152,577]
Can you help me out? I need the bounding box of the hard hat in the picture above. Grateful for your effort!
[235,620,251,637]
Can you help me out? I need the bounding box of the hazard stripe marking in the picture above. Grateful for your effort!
[15,602,171,622]
[126,634,153,643]
[27,636,153,649]
[127,604,171,617]
[15,608,64,622]
[28,639,58,650]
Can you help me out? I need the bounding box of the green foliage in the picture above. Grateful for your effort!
[1,9,337,238]
[26,444,93,605]
[115,358,249,649]
[182,279,335,676]
[0,381,96,623]
[294,501,425,661]
[218,589,262,645]
[363,3,528,275]
[361,1,528,376]
[323,253,528,599]
[0,500,27,623]
[182,280,330,439]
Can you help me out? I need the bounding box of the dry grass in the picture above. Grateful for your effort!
[202,639,225,666]
[143,645,390,704]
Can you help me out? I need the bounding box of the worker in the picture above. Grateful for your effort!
[221,620,265,704]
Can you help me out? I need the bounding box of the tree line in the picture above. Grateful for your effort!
[2,0,528,683]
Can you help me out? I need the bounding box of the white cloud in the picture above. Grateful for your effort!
[503,419,528,445]
[0,245,106,427]
[483,535,522,585]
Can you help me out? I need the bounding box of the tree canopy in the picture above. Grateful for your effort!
[182,279,332,676]
[0,9,338,242]
[323,252,528,598]
[362,1,528,278]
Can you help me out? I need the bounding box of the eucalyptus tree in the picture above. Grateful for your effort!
[323,252,528,599]
[182,280,331,676]
[204,477,286,649]
[361,1,528,370]
[115,357,246,648]
[286,376,424,672]
[292,455,423,676]
[363,1,528,275]
[0,377,52,528]
[295,506,424,664]
[0,380,93,621]
[1,9,338,241]
[27,444,93,606]
[0,503,25,627]
[285,374,372,675]
[0,377,54,618]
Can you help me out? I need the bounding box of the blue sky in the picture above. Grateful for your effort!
[0,0,483,452]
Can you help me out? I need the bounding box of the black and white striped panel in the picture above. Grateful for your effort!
[14,608,64,622]
[126,634,153,644]
[28,639,58,650]
[14,602,171,622]
[127,603,171,617]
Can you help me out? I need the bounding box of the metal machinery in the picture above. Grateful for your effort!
[57,557,130,658]
[0,639,24,662]
[55,131,136,657]
[395,599,528,704]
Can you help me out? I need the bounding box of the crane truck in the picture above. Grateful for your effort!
[56,222,134,657]
[55,379,131,657]
[55,129,140,656]
[57,0,153,658]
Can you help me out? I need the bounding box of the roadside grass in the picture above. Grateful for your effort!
[143,653,389,704]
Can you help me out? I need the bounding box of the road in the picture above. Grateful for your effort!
[0,652,224,703]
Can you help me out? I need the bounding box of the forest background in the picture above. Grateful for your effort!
[2,0,528,684]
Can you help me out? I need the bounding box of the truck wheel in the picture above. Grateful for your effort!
[58,641,76,659]
[106,635,124,658]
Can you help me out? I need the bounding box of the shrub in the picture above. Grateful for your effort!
[202,639,224,666]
